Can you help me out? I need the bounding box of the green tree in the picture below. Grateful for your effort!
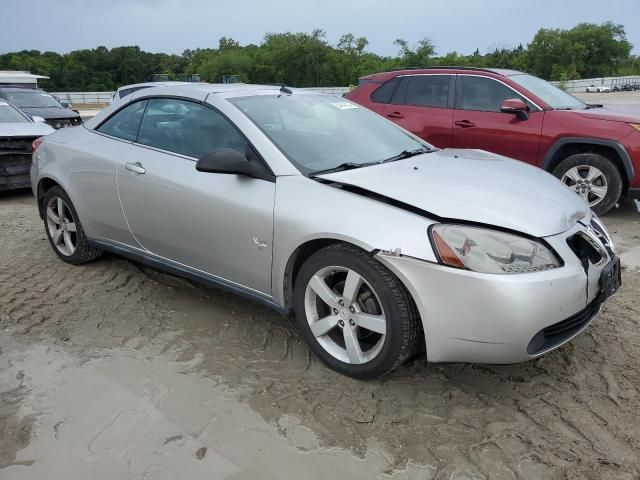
[0,22,634,90]
[393,37,436,67]
[527,22,632,80]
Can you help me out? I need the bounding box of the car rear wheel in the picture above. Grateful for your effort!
[43,186,102,264]
[293,243,420,378]
[552,153,623,215]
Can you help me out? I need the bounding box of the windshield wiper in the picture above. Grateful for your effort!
[382,147,432,163]
[310,161,380,177]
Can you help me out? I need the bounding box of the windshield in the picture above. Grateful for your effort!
[0,101,29,123]
[509,74,587,110]
[229,94,431,175]
[3,91,62,109]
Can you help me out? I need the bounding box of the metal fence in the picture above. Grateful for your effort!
[551,76,640,92]
[299,87,350,96]
[52,91,115,105]
[53,73,640,105]
[52,87,350,106]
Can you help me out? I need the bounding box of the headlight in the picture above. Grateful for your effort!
[430,225,560,274]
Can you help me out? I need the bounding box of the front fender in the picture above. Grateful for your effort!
[271,176,438,307]
[541,136,635,181]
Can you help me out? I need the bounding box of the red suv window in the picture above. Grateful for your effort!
[370,77,402,104]
[455,75,536,112]
[403,75,452,108]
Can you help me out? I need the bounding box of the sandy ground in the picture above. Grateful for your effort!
[0,190,640,479]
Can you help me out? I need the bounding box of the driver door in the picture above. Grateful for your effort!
[116,98,275,294]
[452,75,544,164]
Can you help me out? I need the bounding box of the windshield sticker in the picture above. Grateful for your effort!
[41,94,53,97]
[331,102,358,110]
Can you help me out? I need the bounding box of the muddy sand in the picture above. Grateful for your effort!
[1,191,639,479]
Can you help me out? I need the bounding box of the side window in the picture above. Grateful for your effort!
[370,77,401,104]
[390,78,407,105]
[137,98,247,158]
[118,88,134,99]
[119,86,149,99]
[97,100,148,141]
[404,75,451,108]
[457,76,531,112]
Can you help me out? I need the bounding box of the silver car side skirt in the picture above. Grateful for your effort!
[88,238,286,315]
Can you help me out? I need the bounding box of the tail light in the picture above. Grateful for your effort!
[32,137,45,153]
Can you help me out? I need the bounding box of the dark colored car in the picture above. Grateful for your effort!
[346,67,640,214]
[0,87,82,130]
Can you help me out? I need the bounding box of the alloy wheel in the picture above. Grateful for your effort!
[46,196,77,256]
[304,266,387,364]
[561,165,608,207]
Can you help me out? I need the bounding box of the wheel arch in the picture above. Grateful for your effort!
[36,177,65,219]
[282,238,358,315]
[541,137,635,191]
[281,237,421,319]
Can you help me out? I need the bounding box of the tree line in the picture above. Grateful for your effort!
[0,22,637,91]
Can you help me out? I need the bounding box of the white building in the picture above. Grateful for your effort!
[0,71,50,88]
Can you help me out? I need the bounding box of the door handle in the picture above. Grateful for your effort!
[125,162,146,175]
[454,120,475,128]
[386,111,404,119]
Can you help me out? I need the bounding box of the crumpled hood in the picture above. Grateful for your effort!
[575,104,640,123]
[0,122,55,137]
[319,149,588,237]
[19,106,80,120]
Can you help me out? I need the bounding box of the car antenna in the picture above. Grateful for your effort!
[280,84,293,94]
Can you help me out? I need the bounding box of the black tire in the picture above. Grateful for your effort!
[293,243,421,379]
[552,152,623,216]
[43,186,102,264]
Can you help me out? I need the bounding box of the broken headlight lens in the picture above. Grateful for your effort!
[430,225,560,274]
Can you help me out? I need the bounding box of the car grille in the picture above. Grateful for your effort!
[566,231,606,268]
[566,217,613,269]
[527,299,601,355]
[590,217,615,257]
[0,136,36,191]
[0,137,33,153]
[46,117,82,129]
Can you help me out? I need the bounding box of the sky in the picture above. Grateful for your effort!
[1,0,639,57]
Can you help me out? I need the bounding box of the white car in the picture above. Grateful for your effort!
[585,84,611,93]
[31,84,622,378]
[110,81,202,104]
[1,100,53,191]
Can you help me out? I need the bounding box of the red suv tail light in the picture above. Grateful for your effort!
[32,137,45,152]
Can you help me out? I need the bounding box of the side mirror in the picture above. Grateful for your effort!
[500,98,529,120]
[32,115,46,123]
[60,100,72,108]
[196,147,272,181]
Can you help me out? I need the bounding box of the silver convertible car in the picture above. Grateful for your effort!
[31,84,621,378]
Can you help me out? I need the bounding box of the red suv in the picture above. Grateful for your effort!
[346,67,640,214]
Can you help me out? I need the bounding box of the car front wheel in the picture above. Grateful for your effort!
[293,243,420,378]
[553,153,623,215]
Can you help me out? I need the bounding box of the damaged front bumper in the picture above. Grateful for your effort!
[0,137,36,191]
[376,214,619,364]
